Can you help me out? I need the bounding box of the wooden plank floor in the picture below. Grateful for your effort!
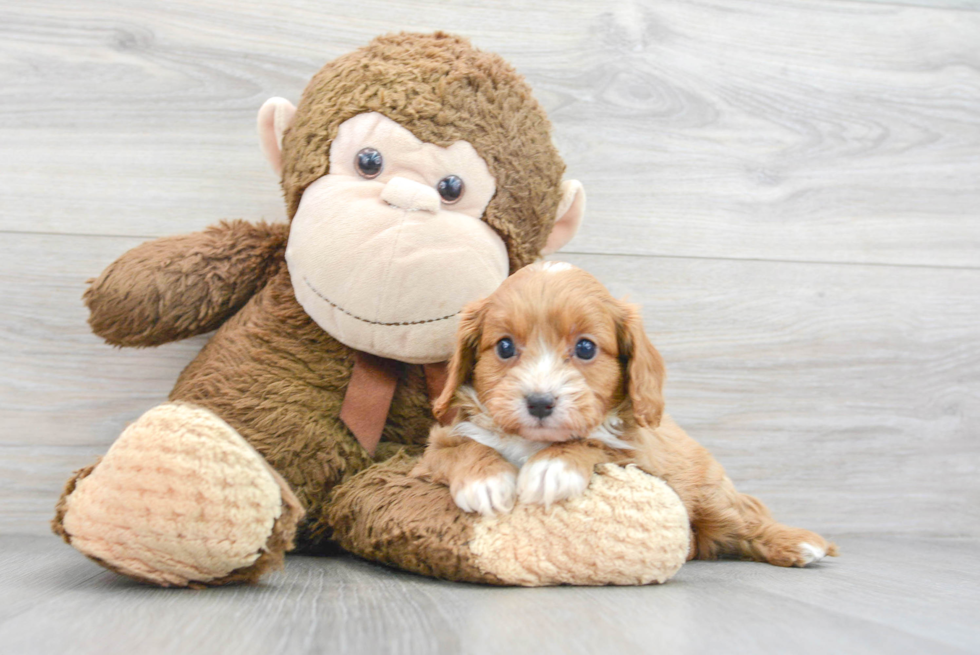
[1,534,978,654]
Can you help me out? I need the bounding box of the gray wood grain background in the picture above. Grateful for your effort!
[1,0,978,543]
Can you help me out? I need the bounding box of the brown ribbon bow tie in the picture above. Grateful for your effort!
[339,351,451,456]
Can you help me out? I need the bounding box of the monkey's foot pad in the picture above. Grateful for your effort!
[328,455,690,586]
[53,403,302,587]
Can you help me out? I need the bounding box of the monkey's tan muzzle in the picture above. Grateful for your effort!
[286,175,509,363]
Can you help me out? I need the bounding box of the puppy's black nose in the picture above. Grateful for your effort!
[525,393,556,419]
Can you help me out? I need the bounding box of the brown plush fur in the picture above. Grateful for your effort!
[73,32,567,555]
[422,264,838,567]
[167,266,435,546]
[327,452,505,584]
[86,220,289,347]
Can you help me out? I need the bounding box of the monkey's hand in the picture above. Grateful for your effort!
[85,220,289,347]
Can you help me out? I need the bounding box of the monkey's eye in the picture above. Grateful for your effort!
[355,148,383,178]
[496,337,516,360]
[436,175,464,203]
[574,338,597,360]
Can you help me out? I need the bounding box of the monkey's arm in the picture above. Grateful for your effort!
[86,220,289,347]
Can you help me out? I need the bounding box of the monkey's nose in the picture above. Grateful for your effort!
[525,393,556,420]
[380,176,441,213]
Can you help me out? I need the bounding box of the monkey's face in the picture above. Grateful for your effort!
[285,112,509,363]
[266,34,586,364]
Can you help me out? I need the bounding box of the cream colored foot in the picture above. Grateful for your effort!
[54,403,302,587]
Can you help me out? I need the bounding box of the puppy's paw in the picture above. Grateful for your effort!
[759,528,839,567]
[452,471,517,516]
[517,458,588,508]
[798,542,828,565]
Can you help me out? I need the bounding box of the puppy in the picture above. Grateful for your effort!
[413,261,838,567]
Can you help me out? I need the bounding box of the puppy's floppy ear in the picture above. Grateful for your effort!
[615,301,666,428]
[433,298,488,421]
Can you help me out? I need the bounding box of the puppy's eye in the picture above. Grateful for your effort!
[436,175,464,203]
[496,337,516,360]
[574,338,597,360]
[355,148,383,178]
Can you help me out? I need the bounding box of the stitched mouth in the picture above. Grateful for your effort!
[303,276,460,327]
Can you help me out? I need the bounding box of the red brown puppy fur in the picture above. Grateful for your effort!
[413,261,838,567]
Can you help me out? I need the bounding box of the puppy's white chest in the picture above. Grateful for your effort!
[453,421,548,468]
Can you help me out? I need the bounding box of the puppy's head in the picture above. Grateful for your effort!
[434,262,666,441]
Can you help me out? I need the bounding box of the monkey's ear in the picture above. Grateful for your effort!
[540,180,586,256]
[257,97,297,177]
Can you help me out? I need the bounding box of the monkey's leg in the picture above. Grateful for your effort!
[52,403,303,587]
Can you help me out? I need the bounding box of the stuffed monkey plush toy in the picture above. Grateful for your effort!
[52,32,690,587]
